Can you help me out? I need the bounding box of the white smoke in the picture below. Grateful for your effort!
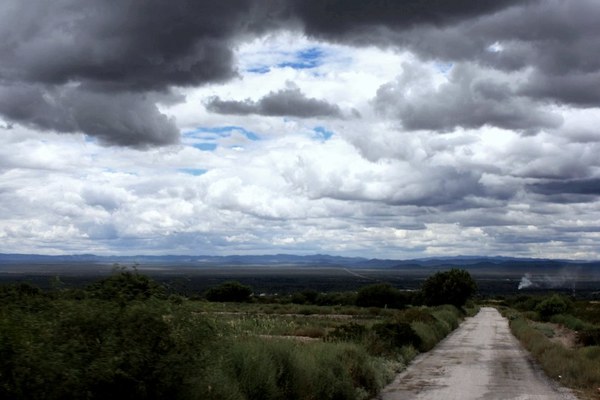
[517,268,580,291]
[518,273,535,290]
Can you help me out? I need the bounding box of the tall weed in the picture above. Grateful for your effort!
[213,338,389,400]
[508,312,600,396]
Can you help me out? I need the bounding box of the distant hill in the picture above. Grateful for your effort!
[1,253,599,272]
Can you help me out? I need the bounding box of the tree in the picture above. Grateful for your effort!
[356,283,409,309]
[87,266,165,303]
[204,281,253,302]
[420,269,477,308]
[291,289,319,305]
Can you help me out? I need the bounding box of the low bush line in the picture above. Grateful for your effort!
[501,308,600,399]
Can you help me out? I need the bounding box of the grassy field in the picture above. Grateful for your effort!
[0,270,476,400]
[497,296,600,399]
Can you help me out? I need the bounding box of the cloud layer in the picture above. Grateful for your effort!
[1,1,600,258]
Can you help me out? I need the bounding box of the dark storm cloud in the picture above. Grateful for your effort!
[287,0,528,42]
[521,72,600,107]
[0,0,276,90]
[205,84,342,118]
[528,178,600,197]
[290,2,600,135]
[386,168,484,207]
[2,0,599,147]
[374,63,562,133]
[0,0,281,146]
[296,0,600,111]
[394,0,600,108]
[0,83,179,147]
[524,177,600,204]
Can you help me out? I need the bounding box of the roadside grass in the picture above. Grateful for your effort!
[550,313,595,331]
[409,305,464,351]
[197,338,397,400]
[502,307,600,399]
[192,301,472,399]
[187,300,399,318]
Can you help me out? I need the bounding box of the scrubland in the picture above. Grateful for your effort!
[0,268,476,400]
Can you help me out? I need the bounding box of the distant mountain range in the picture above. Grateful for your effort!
[1,253,599,271]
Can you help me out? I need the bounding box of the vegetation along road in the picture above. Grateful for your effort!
[378,307,576,400]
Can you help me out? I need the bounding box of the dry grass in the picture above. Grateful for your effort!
[506,310,600,399]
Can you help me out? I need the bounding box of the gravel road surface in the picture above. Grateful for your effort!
[378,307,577,400]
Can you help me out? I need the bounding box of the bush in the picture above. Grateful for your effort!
[579,328,600,346]
[507,312,600,395]
[291,289,319,305]
[398,307,436,324]
[327,323,368,343]
[205,281,253,302]
[315,292,357,306]
[550,314,594,331]
[87,267,165,303]
[371,322,421,350]
[356,283,408,309]
[0,299,214,400]
[536,294,571,321]
[410,306,461,352]
[220,339,385,400]
[420,269,477,308]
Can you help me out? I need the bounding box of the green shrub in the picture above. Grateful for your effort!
[579,328,600,346]
[221,339,385,400]
[509,295,543,312]
[411,321,439,351]
[327,323,368,342]
[327,320,423,358]
[371,322,421,350]
[291,289,319,305]
[315,292,357,306]
[536,294,571,321]
[431,305,461,331]
[205,281,253,303]
[522,310,540,321]
[508,312,600,396]
[550,313,594,331]
[356,283,409,309]
[0,298,215,400]
[409,306,461,352]
[87,268,166,303]
[398,307,436,324]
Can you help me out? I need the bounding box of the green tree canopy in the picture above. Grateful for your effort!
[204,281,253,302]
[356,283,409,309]
[87,266,165,303]
[420,269,477,307]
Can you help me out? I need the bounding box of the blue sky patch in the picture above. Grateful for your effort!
[277,47,324,70]
[435,62,454,75]
[193,143,218,151]
[313,126,334,141]
[183,126,261,152]
[185,126,260,141]
[246,66,271,74]
[178,168,207,176]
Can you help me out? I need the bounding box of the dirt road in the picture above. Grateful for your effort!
[378,307,577,400]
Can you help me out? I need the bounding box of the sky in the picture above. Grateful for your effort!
[1,0,599,259]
